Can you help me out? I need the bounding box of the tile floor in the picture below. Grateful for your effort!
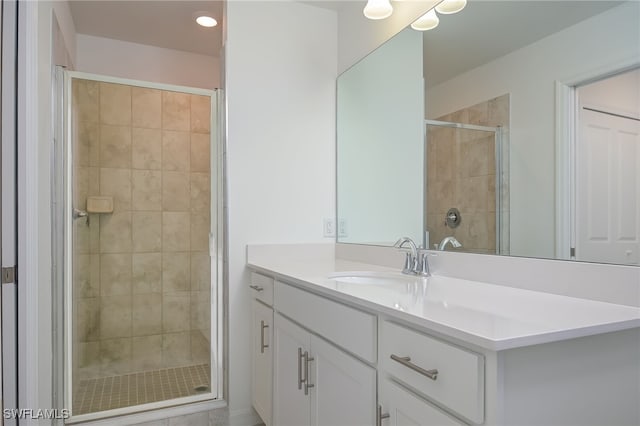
[73,364,210,415]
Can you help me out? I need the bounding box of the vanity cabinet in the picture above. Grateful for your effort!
[250,273,274,426]
[272,281,377,426]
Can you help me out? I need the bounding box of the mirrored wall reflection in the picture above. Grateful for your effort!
[71,77,213,415]
[426,94,510,255]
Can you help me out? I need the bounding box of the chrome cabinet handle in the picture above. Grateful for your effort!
[298,348,304,390]
[260,320,269,353]
[304,351,315,395]
[377,405,390,426]
[249,285,264,292]
[390,354,438,381]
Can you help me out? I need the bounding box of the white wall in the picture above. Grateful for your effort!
[225,0,337,417]
[20,0,76,421]
[337,27,424,245]
[579,68,640,115]
[426,2,640,258]
[336,0,439,73]
[76,34,220,89]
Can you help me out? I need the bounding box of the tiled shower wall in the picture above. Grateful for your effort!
[72,79,212,382]
[426,94,509,254]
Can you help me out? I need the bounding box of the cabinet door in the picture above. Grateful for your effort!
[310,336,376,426]
[252,300,273,425]
[273,314,311,426]
[380,379,464,426]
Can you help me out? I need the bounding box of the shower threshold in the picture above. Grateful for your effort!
[73,364,210,415]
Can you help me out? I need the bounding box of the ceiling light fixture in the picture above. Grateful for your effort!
[411,9,439,31]
[195,13,217,27]
[363,0,393,20]
[435,0,467,15]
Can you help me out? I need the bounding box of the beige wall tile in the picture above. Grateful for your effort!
[132,87,162,129]
[77,121,99,167]
[100,296,132,339]
[132,293,162,336]
[162,332,191,368]
[190,212,210,252]
[75,218,90,255]
[455,176,489,214]
[458,135,494,178]
[100,82,131,126]
[100,168,131,211]
[190,291,210,331]
[190,94,210,133]
[162,172,190,211]
[100,254,132,296]
[162,212,190,251]
[190,133,210,173]
[163,252,190,292]
[162,91,190,131]
[132,335,163,372]
[467,101,489,126]
[132,253,162,294]
[76,254,100,298]
[190,173,210,212]
[190,330,210,364]
[132,128,162,170]
[132,211,162,252]
[100,125,131,168]
[89,214,100,254]
[73,79,99,123]
[132,170,162,211]
[99,212,132,253]
[488,94,510,127]
[190,252,211,291]
[426,214,448,249]
[77,298,100,342]
[77,341,101,377]
[100,337,132,376]
[163,294,191,333]
[162,131,190,171]
[426,180,454,215]
[487,174,497,213]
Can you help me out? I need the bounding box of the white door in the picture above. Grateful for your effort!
[252,300,273,426]
[576,107,640,264]
[380,379,463,426]
[273,314,311,426]
[310,335,376,426]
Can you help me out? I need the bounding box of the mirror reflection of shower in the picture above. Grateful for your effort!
[425,94,510,254]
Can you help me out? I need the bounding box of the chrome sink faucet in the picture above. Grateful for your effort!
[393,237,431,277]
[437,236,462,251]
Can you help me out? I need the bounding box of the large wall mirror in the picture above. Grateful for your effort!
[336,0,640,265]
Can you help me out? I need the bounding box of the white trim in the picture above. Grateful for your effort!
[17,1,42,422]
[66,71,213,97]
[68,399,227,426]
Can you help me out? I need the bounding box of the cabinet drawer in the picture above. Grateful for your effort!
[250,272,274,305]
[275,281,377,363]
[380,321,484,424]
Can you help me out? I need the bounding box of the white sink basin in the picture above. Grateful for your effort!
[327,271,427,286]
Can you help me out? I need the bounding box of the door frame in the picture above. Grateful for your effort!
[555,58,640,260]
[60,71,226,422]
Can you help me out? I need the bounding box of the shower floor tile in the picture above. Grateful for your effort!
[73,364,210,415]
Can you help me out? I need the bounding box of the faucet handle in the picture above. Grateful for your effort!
[416,251,433,277]
[401,251,414,275]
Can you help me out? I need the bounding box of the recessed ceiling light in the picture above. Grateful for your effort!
[195,14,217,27]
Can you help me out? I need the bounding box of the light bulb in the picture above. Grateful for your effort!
[195,15,217,27]
[363,0,393,20]
[435,0,467,15]
[411,9,439,31]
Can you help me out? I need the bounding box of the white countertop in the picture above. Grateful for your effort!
[247,245,640,351]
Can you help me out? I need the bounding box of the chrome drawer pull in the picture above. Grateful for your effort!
[377,405,390,426]
[304,351,315,395]
[249,285,264,292]
[298,347,304,390]
[260,320,269,353]
[390,354,438,381]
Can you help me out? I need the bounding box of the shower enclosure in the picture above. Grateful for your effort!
[425,119,509,254]
[59,72,223,420]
